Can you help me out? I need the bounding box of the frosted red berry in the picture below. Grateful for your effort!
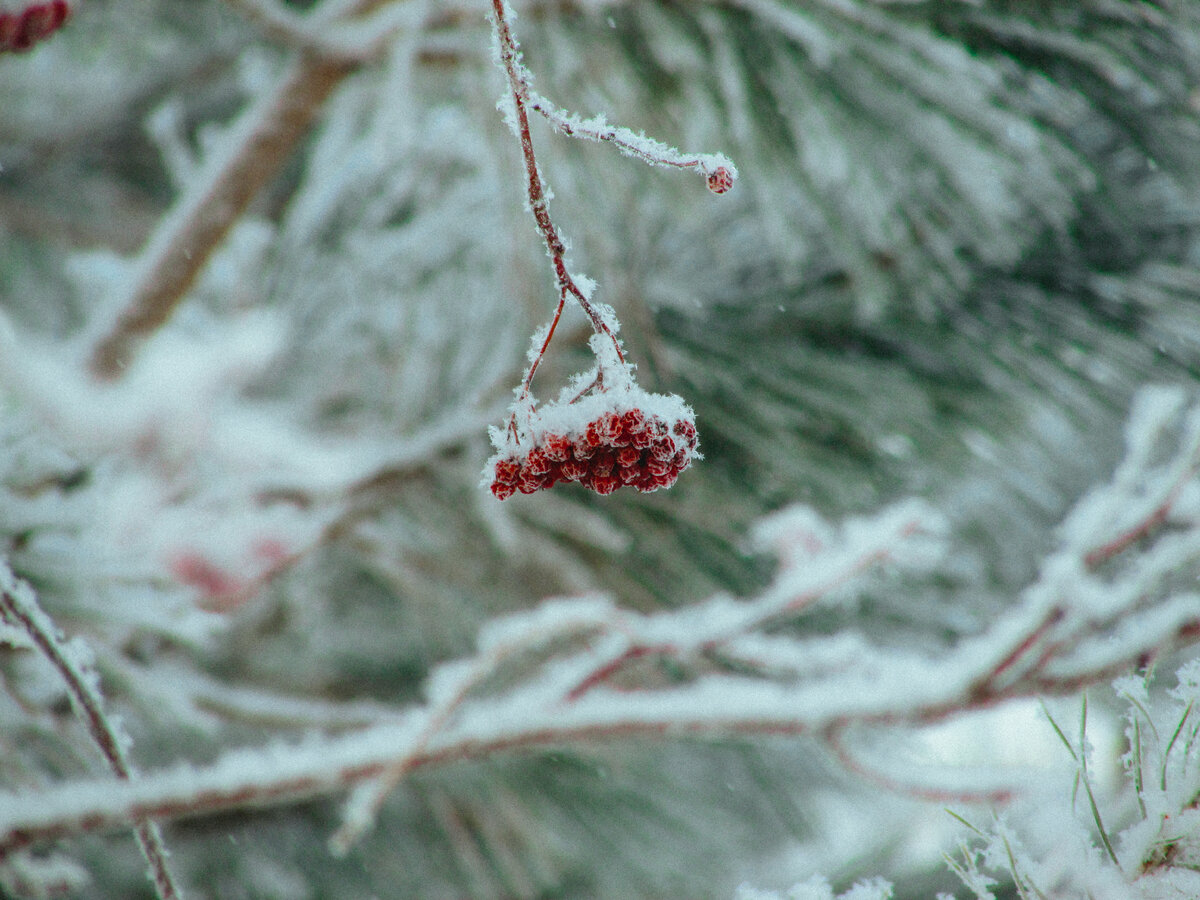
[589,473,620,495]
[543,433,572,462]
[0,0,70,53]
[494,457,521,485]
[591,450,616,477]
[525,447,551,475]
[560,456,587,481]
[673,419,698,448]
[706,166,734,195]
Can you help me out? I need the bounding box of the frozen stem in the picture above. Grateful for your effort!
[526,90,738,191]
[489,0,624,396]
[0,570,184,900]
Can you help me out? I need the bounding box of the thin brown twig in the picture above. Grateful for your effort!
[489,0,624,401]
[0,586,184,900]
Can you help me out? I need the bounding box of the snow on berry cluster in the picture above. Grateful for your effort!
[0,0,70,53]
[486,387,699,500]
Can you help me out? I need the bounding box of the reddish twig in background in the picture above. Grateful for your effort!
[2,600,1195,856]
[0,572,184,900]
[87,0,417,380]
[1083,466,1197,568]
[88,50,356,379]
[5,391,1200,855]
[823,721,1016,806]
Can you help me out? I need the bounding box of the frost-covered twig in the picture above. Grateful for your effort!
[527,91,738,193]
[488,0,737,403]
[0,564,183,900]
[489,0,624,390]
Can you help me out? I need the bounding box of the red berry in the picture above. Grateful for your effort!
[672,419,697,448]
[517,469,544,493]
[618,465,641,485]
[620,409,646,440]
[706,166,734,195]
[543,433,572,462]
[586,412,622,446]
[494,457,521,485]
[573,435,596,460]
[635,474,660,492]
[1,1,69,52]
[591,474,620,495]
[617,445,641,467]
[649,438,675,462]
[560,457,587,481]
[525,447,551,475]
[646,455,673,477]
[591,450,616,477]
[491,481,516,500]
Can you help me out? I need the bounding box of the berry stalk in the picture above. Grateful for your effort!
[489,0,624,398]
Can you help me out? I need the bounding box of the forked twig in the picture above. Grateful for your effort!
[488,0,737,405]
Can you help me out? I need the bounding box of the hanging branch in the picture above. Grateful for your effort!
[0,566,184,900]
[484,0,735,499]
[489,0,624,396]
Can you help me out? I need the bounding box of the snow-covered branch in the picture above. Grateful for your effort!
[0,564,183,900]
[3,386,1198,856]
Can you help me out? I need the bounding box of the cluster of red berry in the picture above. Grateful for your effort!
[0,0,70,53]
[490,407,698,500]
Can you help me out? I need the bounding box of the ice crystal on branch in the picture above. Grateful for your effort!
[486,0,732,499]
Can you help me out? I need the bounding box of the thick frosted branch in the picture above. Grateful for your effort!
[3,388,1199,854]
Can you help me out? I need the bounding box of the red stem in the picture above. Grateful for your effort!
[490,0,623,394]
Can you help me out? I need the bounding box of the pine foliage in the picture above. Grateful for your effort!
[1,0,1200,897]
